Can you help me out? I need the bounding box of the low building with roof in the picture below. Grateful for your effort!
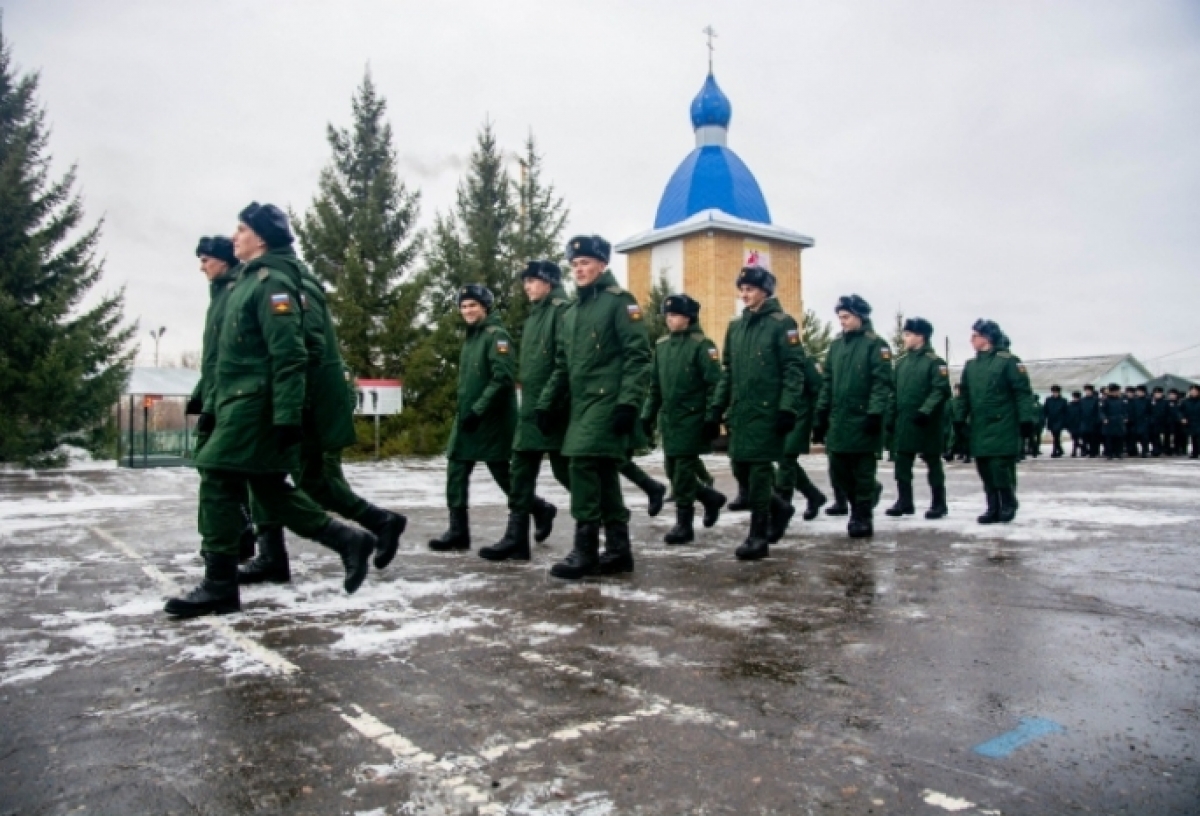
[118,366,201,468]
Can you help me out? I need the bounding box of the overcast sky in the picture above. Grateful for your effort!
[6,0,1200,372]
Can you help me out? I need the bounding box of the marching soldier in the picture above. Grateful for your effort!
[1043,385,1068,457]
[167,204,378,617]
[185,236,256,561]
[1067,390,1083,456]
[1079,385,1100,457]
[536,235,651,578]
[710,265,806,559]
[884,317,951,520]
[1025,394,1044,458]
[1099,382,1127,459]
[1129,385,1151,457]
[813,295,894,539]
[1149,386,1167,456]
[480,261,568,562]
[1169,389,1187,455]
[641,293,726,545]
[237,206,407,584]
[959,319,1034,524]
[429,284,518,552]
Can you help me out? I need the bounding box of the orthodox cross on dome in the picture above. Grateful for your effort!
[703,25,717,72]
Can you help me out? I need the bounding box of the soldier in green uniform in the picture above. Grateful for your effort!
[429,284,518,552]
[641,293,726,545]
[813,295,894,539]
[166,204,377,617]
[710,265,807,561]
[480,261,569,562]
[536,235,651,578]
[884,318,951,519]
[237,209,407,584]
[773,333,828,537]
[960,319,1035,524]
[185,236,256,561]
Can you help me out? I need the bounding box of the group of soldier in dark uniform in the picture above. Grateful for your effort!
[1032,384,1200,460]
[168,209,1184,619]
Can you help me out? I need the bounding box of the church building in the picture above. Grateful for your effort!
[616,68,814,348]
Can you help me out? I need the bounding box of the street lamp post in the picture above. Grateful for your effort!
[149,327,167,367]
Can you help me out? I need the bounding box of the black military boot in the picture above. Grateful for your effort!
[664,505,696,545]
[767,492,795,543]
[825,486,849,516]
[599,522,634,574]
[847,502,874,539]
[238,526,291,585]
[642,479,667,517]
[550,523,601,580]
[316,518,376,594]
[479,513,531,561]
[977,490,1001,524]
[727,478,750,512]
[428,508,470,552]
[735,510,770,561]
[885,482,915,517]
[925,485,948,520]
[997,488,1018,523]
[530,497,557,543]
[165,552,240,618]
[697,485,726,528]
[359,504,407,570]
[799,483,827,521]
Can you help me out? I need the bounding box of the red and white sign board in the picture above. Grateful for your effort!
[355,379,403,416]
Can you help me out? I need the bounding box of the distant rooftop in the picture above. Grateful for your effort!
[123,367,200,397]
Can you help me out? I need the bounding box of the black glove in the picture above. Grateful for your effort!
[812,412,829,445]
[460,411,482,433]
[612,404,637,435]
[196,412,216,435]
[275,424,303,452]
[642,417,655,438]
[863,413,883,435]
[185,396,203,416]
[535,409,555,435]
[775,410,797,435]
[913,413,931,428]
[702,420,722,441]
[1020,421,1035,437]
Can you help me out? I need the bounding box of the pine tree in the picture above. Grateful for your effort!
[890,309,906,359]
[506,135,568,343]
[0,21,134,464]
[800,308,833,364]
[294,69,421,378]
[644,272,673,344]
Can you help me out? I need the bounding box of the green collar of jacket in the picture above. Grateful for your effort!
[242,246,303,279]
[576,269,619,301]
[536,286,569,309]
[210,266,240,293]
[466,312,503,336]
[742,297,781,321]
[841,317,875,338]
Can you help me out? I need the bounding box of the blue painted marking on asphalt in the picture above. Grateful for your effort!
[973,717,1065,758]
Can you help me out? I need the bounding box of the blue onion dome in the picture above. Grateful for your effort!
[689,72,732,129]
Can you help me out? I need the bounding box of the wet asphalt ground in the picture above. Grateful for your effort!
[0,454,1197,815]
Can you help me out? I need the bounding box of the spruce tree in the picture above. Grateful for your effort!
[507,135,568,342]
[800,308,833,364]
[0,22,134,464]
[643,272,673,344]
[294,70,421,378]
[890,309,906,359]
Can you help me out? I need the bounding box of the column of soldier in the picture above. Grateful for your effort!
[165,205,1137,619]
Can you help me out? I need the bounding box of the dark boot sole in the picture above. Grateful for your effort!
[372,515,408,570]
[884,507,915,517]
[802,494,827,521]
[735,545,769,561]
[825,507,849,517]
[664,534,695,545]
[549,564,600,579]
[164,598,241,618]
[925,509,948,520]
[478,546,531,562]
[428,541,471,552]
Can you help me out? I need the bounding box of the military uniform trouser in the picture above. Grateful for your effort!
[975,456,1016,491]
[447,459,510,509]
[619,458,655,492]
[252,441,369,529]
[828,452,878,506]
[893,451,945,487]
[775,456,818,501]
[200,468,329,557]
[665,455,707,506]
[570,456,629,525]
[508,449,570,514]
[732,460,775,514]
[667,456,712,488]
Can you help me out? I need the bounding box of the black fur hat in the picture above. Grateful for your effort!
[1083,383,1096,392]
[238,202,294,249]
[971,318,1003,344]
[903,316,933,340]
[195,236,237,267]
[458,283,495,311]
[1051,384,1062,393]
[835,294,872,319]
[736,265,776,296]
[520,260,562,285]
[1072,391,1082,398]
[566,235,611,263]
[662,293,701,321]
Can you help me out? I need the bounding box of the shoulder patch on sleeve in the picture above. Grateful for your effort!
[625,303,643,321]
[495,337,510,354]
[707,345,720,361]
[786,327,801,346]
[269,291,294,315]
[1017,362,1027,374]
[880,346,892,360]
[938,364,949,377]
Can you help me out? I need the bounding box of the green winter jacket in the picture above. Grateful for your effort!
[190,266,241,415]
[537,270,651,459]
[886,344,951,455]
[960,347,1035,457]
[642,323,721,456]
[447,312,517,462]
[815,319,894,454]
[712,298,807,462]
[783,348,823,456]
[514,285,570,452]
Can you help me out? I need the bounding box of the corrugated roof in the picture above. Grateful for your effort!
[123,367,201,396]
[947,354,1153,392]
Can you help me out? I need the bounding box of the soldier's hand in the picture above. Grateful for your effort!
[274,424,303,452]
[863,413,883,435]
[702,420,722,441]
[612,404,637,435]
[913,413,931,428]
[460,411,482,433]
[1020,421,1035,437]
[185,396,203,416]
[196,412,216,435]
[535,410,555,435]
[775,410,797,435]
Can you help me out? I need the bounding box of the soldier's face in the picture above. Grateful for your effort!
[571,257,605,287]
[665,313,691,332]
[836,310,862,332]
[523,278,552,301]
[739,285,768,311]
[970,331,990,352]
[460,300,486,324]
[233,222,267,261]
[198,255,229,282]
[901,330,924,351]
